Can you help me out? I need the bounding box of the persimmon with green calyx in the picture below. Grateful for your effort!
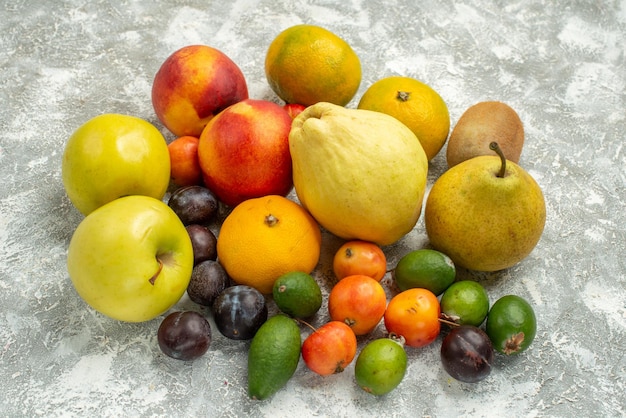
[486,295,537,355]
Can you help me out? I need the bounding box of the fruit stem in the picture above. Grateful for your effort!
[265,214,279,227]
[438,316,460,327]
[149,258,164,285]
[396,91,410,102]
[388,333,406,347]
[489,142,506,178]
[296,318,317,333]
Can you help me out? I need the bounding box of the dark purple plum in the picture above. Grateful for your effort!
[440,325,494,383]
[186,224,217,265]
[157,311,212,361]
[187,260,230,307]
[212,285,268,340]
[168,185,219,225]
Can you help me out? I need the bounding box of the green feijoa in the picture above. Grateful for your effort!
[354,337,407,396]
[393,249,456,295]
[248,314,301,400]
[440,280,490,326]
[486,295,537,355]
[273,271,322,318]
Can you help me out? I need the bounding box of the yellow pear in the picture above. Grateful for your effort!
[289,102,428,246]
[425,143,545,272]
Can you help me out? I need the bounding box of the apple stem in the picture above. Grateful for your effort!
[489,141,506,178]
[396,91,410,102]
[149,258,164,285]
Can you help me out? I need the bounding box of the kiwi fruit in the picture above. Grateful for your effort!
[446,101,524,168]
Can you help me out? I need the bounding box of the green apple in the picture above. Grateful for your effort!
[62,113,171,216]
[67,195,194,322]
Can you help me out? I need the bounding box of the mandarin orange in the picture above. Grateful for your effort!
[216,195,322,294]
[265,24,361,107]
[358,76,450,161]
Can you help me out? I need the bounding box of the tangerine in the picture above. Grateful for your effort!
[265,24,361,107]
[216,195,322,294]
[358,76,450,161]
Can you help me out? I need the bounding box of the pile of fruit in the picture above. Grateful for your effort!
[61,24,546,400]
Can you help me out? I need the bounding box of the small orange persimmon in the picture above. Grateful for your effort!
[328,275,387,336]
[333,240,387,282]
[384,288,441,347]
[301,321,357,376]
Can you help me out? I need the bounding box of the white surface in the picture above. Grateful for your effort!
[1,1,625,417]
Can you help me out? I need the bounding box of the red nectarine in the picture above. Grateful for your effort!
[152,45,248,137]
[197,99,293,207]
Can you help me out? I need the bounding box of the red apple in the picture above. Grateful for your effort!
[284,103,306,119]
[302,321,358,376]
[152,45,248,137]
[168,136,202,187]
[197,99,293,207]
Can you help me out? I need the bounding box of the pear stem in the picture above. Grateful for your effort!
[489,142,506,178]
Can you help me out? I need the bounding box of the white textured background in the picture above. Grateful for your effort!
[1,1,625,417]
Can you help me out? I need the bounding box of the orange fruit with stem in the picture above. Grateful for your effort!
[301,321,358,376]
[358,76,450,161]
[216,195,322,294]
[384,288,441,347]
[333,240,387,282]
[328,274,387,335]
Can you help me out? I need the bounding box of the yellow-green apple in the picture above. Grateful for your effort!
[67,195,194,322]
[168,135,203,187]
[152,45,249,137]
[62,113,170,216]
[198,99,293,207]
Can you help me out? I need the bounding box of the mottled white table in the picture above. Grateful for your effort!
[1,1,624,417]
